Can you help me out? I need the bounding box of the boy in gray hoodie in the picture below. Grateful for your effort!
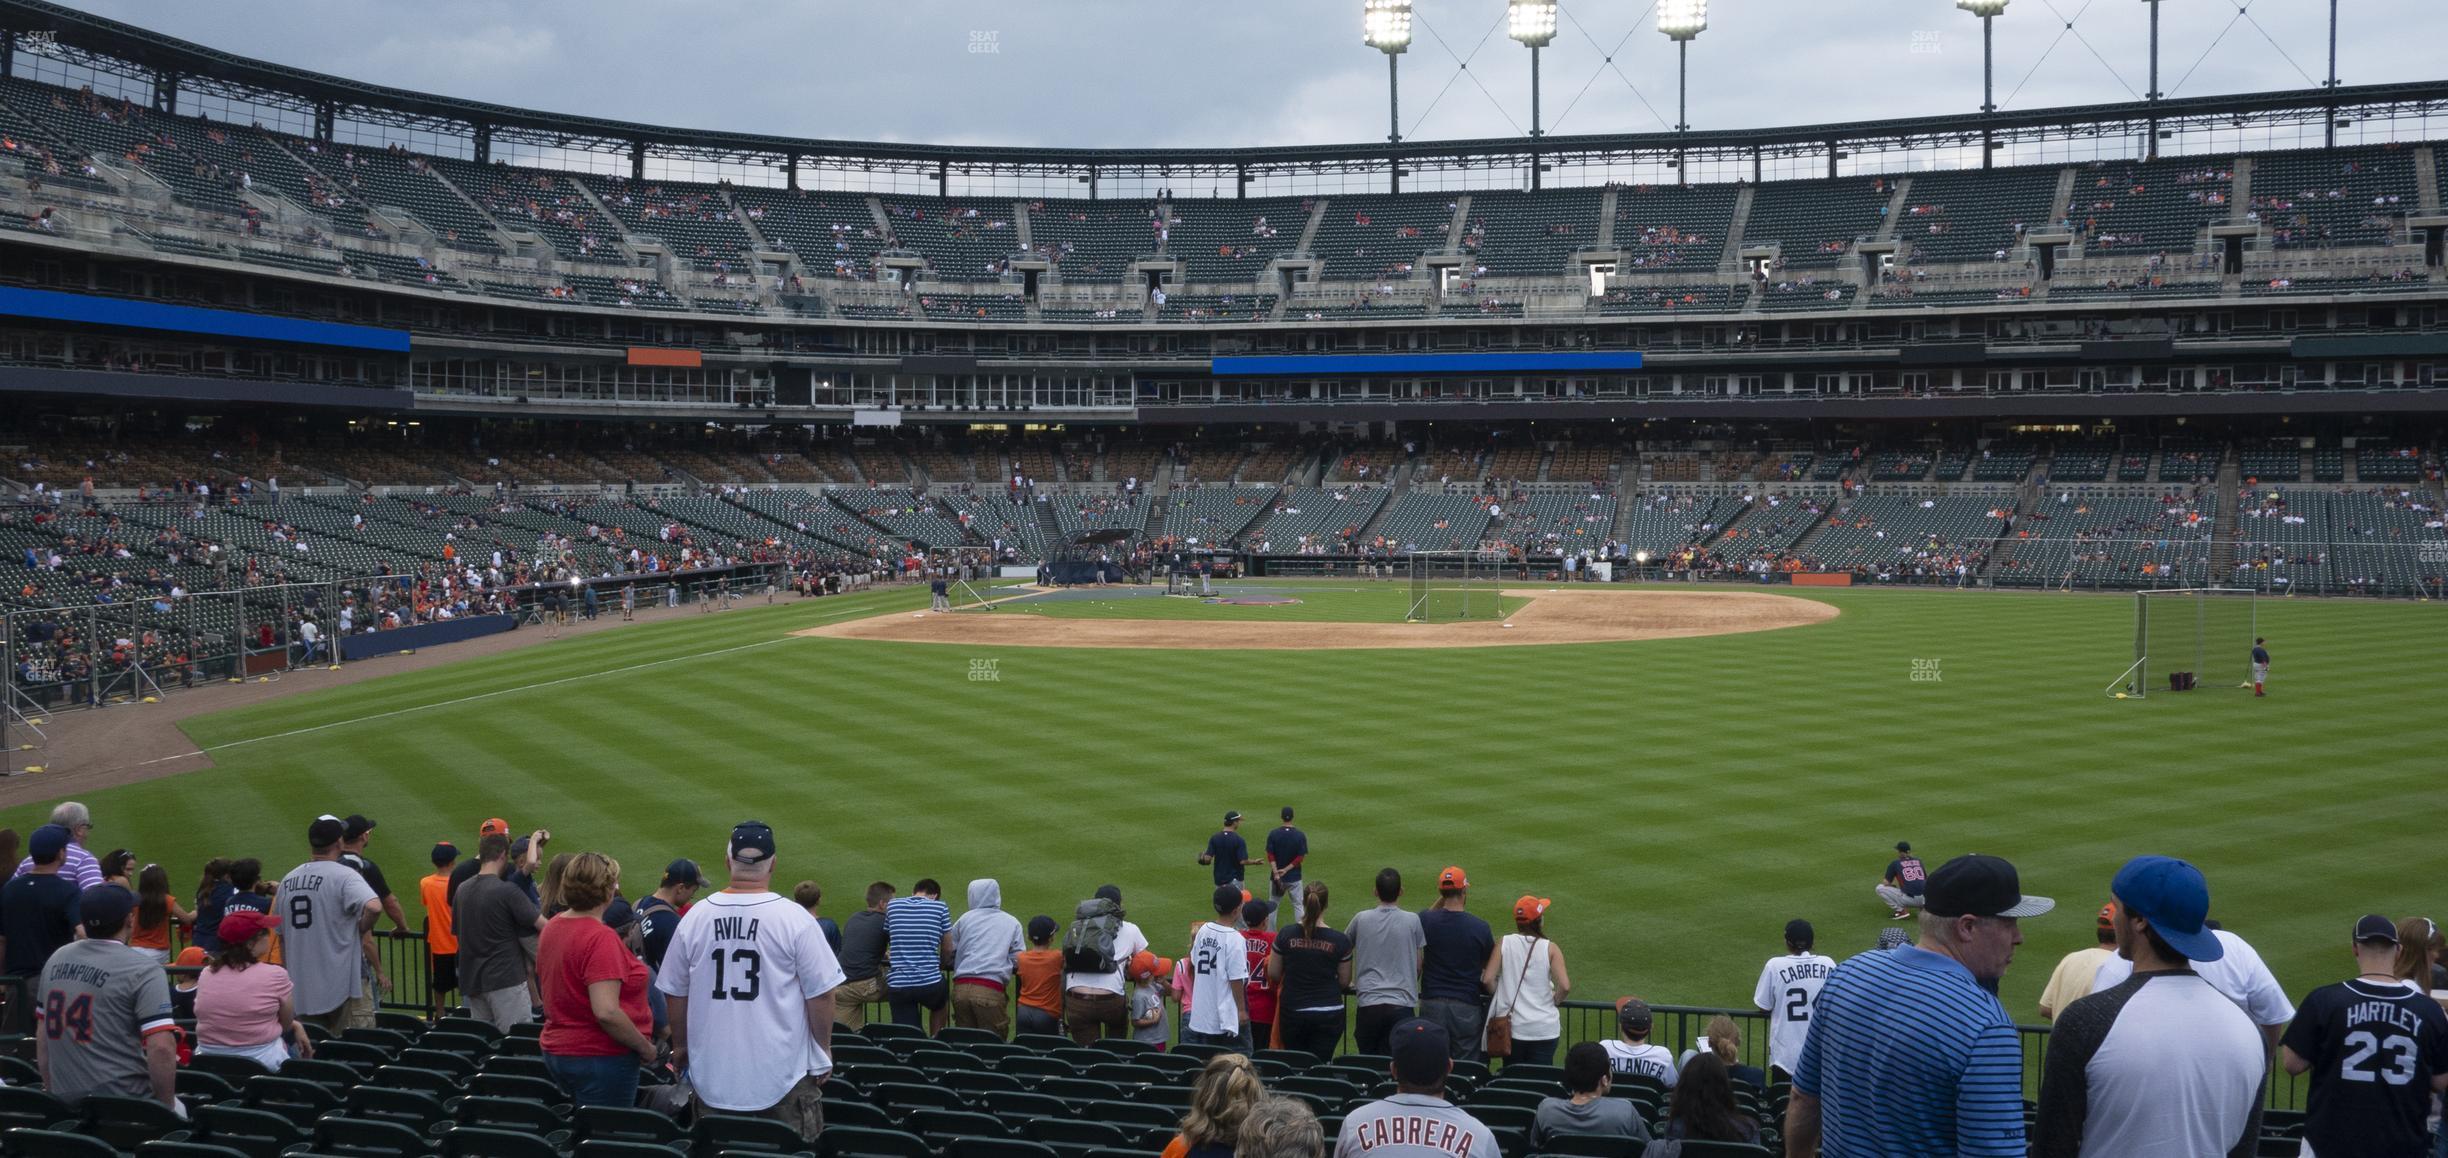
[948,878,1025,1037]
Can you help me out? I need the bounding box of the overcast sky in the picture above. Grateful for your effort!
[49,0,2436,150]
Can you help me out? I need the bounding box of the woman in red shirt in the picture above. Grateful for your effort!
[535,852,655,1107]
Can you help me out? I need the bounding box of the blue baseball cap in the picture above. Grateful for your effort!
[27,825,69,865]
[2111,855,2224,963]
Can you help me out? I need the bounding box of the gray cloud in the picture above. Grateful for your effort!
[49,0,2434,149]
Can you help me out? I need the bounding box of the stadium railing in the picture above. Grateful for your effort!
[2,563,790,723]
[143,932,2310,1110]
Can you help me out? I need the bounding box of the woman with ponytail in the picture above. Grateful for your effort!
[1267,880,1353,1061]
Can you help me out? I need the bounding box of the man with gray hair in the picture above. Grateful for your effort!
[1239,1094,1326,1158]
[1787,853,2053,1158]
[658,821,844,1142]
[14,802,102,888]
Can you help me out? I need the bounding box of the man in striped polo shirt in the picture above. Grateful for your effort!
[1785,853,2053,1158]
[882,878,953,1033]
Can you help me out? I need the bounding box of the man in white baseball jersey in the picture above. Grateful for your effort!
[1184,884,1251,1048]
[279,816,383,1033]
[656,821,846,1141]
[1335,1017,1501,1158]
[2089,919,2293,1050]
[1751,918,1835,1081]
[1599,999,1678,1089]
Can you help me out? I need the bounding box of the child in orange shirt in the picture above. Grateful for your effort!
[1012,915,1067,1039]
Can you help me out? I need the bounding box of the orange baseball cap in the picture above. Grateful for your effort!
[174,946,205,967]
[479,818,509,836]
[1438,866,1469,890]
[1128,951,1173,981]
[2096,903,2117,929]
[1513,896,1551,923]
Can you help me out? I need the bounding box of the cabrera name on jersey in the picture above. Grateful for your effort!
[1336,1095,1502,1158]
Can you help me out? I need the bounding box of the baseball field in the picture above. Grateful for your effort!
[6,580,2437,1026]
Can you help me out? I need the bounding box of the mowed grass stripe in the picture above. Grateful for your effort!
[13,586,2439,1022]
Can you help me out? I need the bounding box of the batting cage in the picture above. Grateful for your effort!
[1405,551,1502,622]
[2108,587,2258,698]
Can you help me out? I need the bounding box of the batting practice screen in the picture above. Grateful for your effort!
[1406,553,1499,622]
[2126,587,2258,697]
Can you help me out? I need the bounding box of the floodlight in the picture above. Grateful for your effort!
[1363,0,1413,53]
[1658,0,1709,41]
[1956,0,2010,15]
[1507,0,1558,48]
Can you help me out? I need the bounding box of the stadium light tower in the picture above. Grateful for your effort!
[1508,0,1558,139]
[1956,0,2010,116]
[1363,0,1413,147]
[1957,0,2009,169]
[1657,0,1708,180]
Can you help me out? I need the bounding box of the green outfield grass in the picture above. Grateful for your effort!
[14,583,2438,1028]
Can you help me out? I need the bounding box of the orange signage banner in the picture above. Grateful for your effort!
[1791,573,1854,587]
[627,347,703,368]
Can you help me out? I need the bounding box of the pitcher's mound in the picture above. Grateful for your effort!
[796,588,1835,650]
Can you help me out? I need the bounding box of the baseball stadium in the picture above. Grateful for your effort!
[0,0,2440,1153]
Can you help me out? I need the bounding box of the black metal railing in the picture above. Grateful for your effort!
[174,930,2313,1110]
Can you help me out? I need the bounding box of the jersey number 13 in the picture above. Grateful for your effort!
[708,948,764,1001]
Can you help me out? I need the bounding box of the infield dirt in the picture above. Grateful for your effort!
[797,586,1837,650]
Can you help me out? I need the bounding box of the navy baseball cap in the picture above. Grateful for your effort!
[1388,1018,1451,1085]
[729,822,775,866]
[2111,855,2224,962]
[1784,919,1815,943]
[1224,810,1243,825]
[27,825,69,864]
[2354,914,2401,945]
[78,884,137,940]
[341,814,376,840]
[1214,884,1245,915]
[307,817,347,849]
[1925,854,2054,920]
[662,859,703,888]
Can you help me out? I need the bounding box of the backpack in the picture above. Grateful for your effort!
[1062,897,1123,974]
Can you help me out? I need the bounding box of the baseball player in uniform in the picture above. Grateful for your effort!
[1751,919,1836,1081]
[37,885,180,1111]
[1876,841,1927,920]
[2250,638,2269,697]
[1335,1018,1502,1158]
[656,821,846,1142]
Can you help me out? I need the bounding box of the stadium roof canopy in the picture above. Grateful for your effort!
[5,0,2445,189]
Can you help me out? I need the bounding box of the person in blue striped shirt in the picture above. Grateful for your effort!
[882,878,953,1034]
[1784,853,2054,1158]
